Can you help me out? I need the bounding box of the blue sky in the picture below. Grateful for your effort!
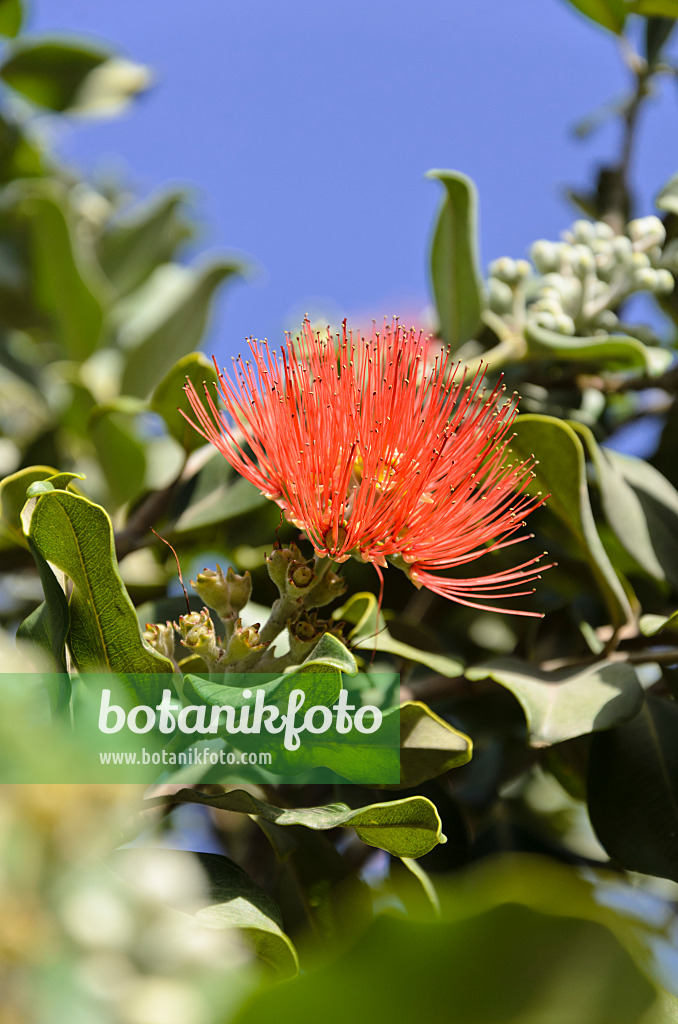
[29,0,678,363]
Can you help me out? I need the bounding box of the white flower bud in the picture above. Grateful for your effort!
[594,310,618,330]
[514,259,531,280]
[554,314,576,335]
[631,251,651,271]
[570,244,595,276]
[572,219,596,244]
[530,311,558,331]
[530,240,558,274]
[611,236,633,262]
[593,221,615,240]
[488,257,518,285]
[655,269,675,294]
[634,267,659,291]
[488,278,514,314]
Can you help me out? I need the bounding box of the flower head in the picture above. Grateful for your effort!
[183,319,549,616]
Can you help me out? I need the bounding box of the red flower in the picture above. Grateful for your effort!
[183,319,549,616]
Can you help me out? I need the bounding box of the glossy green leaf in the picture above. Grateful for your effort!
[88,405,147,507]
[16,538,70,682]
[290,631,358,677]
[173,452,267,532]
[524,321,666,374]
[0,0,23,38]
[6,180,105,359]
[0,465,58,547]
[118,260,241,397]
[639,610,678,636]
[151,352,220,452]
[466,657,643,747]
[588,696,678,882]
[575,424,678,588]
[394,700,472,787]
[97,189,194,296]
[336,591,463,677]
[561,0,627,33]
[426,169,484,349]
[112,848,297,977]
[510,414,632,628]
[233,859,657,1024]
[0,38,149,113]
[146,788,446,859]
[629,0,678,15]
[21,488,174,673]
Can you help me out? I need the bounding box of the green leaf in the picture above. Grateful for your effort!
[6,180,105,359]
[561,0,627,33]
[173,452,268,532]
[0,38,149,114]
[639,610,678,636]
[588,696,678,882]
[233,859,657,1024]
[466,657,643,747]
[291,631,358,677]
[146,788,447,859]
[0,0,23,38]
[16,538,70,681]
[395,700,472,787]
[118,260,241,397]
[524,321,665,374]
[657,172,678,216]
[575,424,678,588]
[426,169,484,350]
[629,0,678,16]
[336,591,464,677]
[151,352,220,452]
[97,189,194,297]
[21,488,174,673]
[88,405,147,507]
[0,465,58,547]
[510,414,632,628]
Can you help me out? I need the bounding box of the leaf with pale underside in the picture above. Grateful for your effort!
[465,656,643,747]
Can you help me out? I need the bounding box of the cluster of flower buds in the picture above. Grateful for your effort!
[486,215,675,339]
[190,564,252,623]
[174,609,225,669]
[142,620,176,662]
[265,542,346,607]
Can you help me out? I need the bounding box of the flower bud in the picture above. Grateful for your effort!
[143,621,176,661]
[488,278,513,314]
[571,219,596,244]
[593,310,618,331]
[554,314,576,335]
[225,619,268,661]
[266,543,305,593]
[631,251,651,272]
[530,311,558,332]
[570,244,595,277]
[530,240,558,274]
[191,564,252,620]
[593,221,615,240]
[175,609,224,668]
[655,269,675,294]
[488,257,518,285]
[611,236,633,262]
[633,267,659,292]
